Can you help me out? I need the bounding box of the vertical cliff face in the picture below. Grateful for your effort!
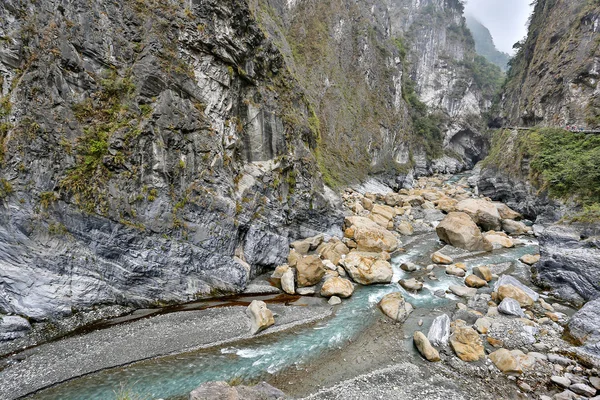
[498,0,600,128]
[0,0,499,320]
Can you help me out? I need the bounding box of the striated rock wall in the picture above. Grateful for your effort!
[0,0,497,320]
[498,0,600,128]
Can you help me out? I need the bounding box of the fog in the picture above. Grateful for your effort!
[464,0,534,55]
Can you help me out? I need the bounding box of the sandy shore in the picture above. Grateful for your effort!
[0,302,332,399]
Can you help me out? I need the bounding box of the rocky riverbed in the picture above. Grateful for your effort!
[1,173,599,400]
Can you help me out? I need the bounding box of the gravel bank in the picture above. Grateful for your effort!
[0,303,332,399]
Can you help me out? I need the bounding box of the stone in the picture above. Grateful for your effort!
[318,241,350,266]
[547,354,575,367]
[0,315,32,341]
[497,284,534,307]
[400,278,423,291]
[328,296,342,305]
[400,262,418,272]
[502,219,530,235]
[551,376,572,388]
[498,298,526,317]
[246,300,275,334]
[456,198,502,231]
[431,251,453,265]
[189,381,285,400]
[428,314,451,347]
[413,331,441,362]
[484,233,514,249]
[290,239,311,255]
[296,286,316,296]
[590,377,600,391]
[465,275,487,288]
[474,317,492,334]
[446,265,466,277]
[378,292,414,322]
[362,197,374,211]
[320,277,354,298]
[494,202,522,220]
[449,285,477,298]
[341,252,393,285]
[472,266,492,282]
[296,255,326,287]
[520,254,541,265]
[494,275,539,302]
[436,212,493,252]
[271,265,289,280]
[449,325,485,362]
[517,381,532,392]
[397,221,414,236]
[344,216,399,253]
[436,197,458,213]
[569,383,597,397]
[288,250,301,268]
[568,298,600,347]
[540,298,555,312]
[281,267,295,295]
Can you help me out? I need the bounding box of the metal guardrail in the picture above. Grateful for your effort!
[505,126,600,134]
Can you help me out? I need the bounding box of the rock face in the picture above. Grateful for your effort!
[189,381,285,400]
[498,0,600,129]
[534,225,600,305]
[246,300,275,334]
[378,292,413,323]
[0,315,31,341]
[413,331,441,362]
[436,212,493,252]
[341,252,393,285]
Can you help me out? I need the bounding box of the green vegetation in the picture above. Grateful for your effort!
[0,178,13,200]
[484,128,600,220]
[61,70,137,214]
[461,55,505,96]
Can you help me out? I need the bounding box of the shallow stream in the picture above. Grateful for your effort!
[29,231,539,400]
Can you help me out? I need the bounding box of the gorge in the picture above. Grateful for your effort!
[0,0,599,399]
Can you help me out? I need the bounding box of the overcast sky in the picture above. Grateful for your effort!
[464,0,534,54]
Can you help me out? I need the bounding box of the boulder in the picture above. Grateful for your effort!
[396,221,414,236]
[296,286,316,296]
[341,252,393,285]
[281,268,295,295]
[290,239,311,255]
[472,266,492,282]
[494,202,521,220]
[378,292,414,322]
[485,233,514,249]
[318,240,350,265]
[246,300,275,334]
[436,212,493,252]
[494,275,539,302]
[372,204,396,221]
[428,314,451,347]
[568,298,600,346]
[189,381,285,400]
[456,199,502,231]
[413,331,441,362]
[449,285,477,298]
[432,251,453,265]
[400,262,418,272]
[551,376,572,388]
[0,315,31,341]
[436,197,458,213]
[446,265,466,277]
[288,250,301,268]
[569,383,597,397]
[489,349,523,375]
[465,275,487,288]
[320,277,354,298]
[328,296,342,305]
[498,298,525,317]
[519,254,540,265]
[497,284,534,307]
[271,265,289,280]
[502,219,530,235]
[474,317,492,334]
[400,278,423,291]
[296,255,326,287]
[344,216,399,253]
[449,324,485,362]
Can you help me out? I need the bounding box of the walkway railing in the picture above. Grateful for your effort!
[504,126,600,134]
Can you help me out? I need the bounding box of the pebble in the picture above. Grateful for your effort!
[548,354,575,367]
[517,381,531,392]
[328,296,342,305]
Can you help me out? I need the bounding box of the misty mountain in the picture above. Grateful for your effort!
[465,15,511,71]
